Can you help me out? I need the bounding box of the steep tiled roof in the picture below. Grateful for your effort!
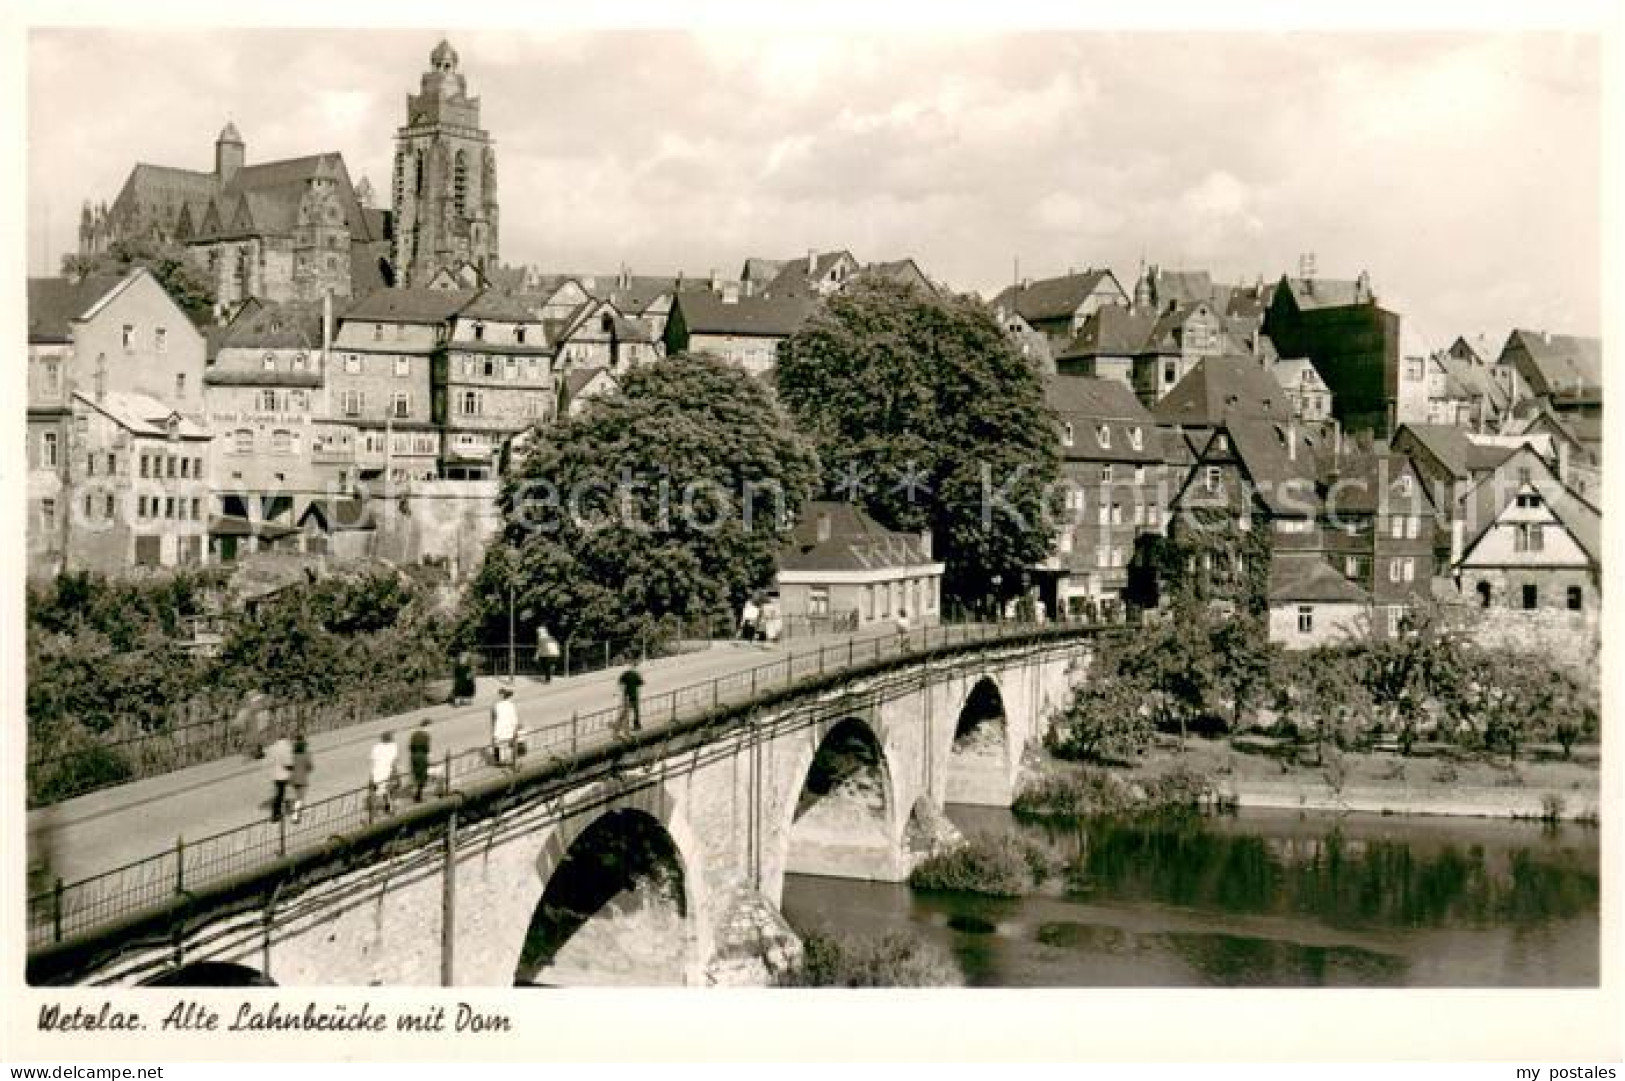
[765,250,857,297]
[1153,355,1293,427]
[561,367,615,398]
[1269,554,1369,604]
[1320,454,1434,517]
[672,291,818,338]
[458,289,538,322]
[1278,275,1372,311]
[215,299,325,352]
[77,390,210,439]
[741,257,788,285]
[1059,306,1158,358]
[27,274,126,342]
[1503,329,1602,395]
[350,241,394,296]
[1149,268,1213,307]
[1272,358,1329,394]
[777,501,936,574]
[1045,375,1161,463]
[342,287,475,324]
[1222,416,1324,516]
[991,270,1121,324]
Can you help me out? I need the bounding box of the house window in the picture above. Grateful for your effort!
[345,354,361,374]
[41,431,58,468]
[1515,524,1545,552]
[341,391,364,417]
[1402,558,1415,582]
[1061,423,1074,446]
[164,497,174,519]
[292,353,306,371]
[122,325,135,350]
[234,429,253,454]
[176,373,186,399]
[1522,584,1538,610]
[291,390,308,410]
[272,430,292,455]
[1100,464,1113,484]
[1477,581,1492,608]
[1059,530,1074,554]
[1345,556,1359,578]
[1406,516,1420,540]
[86,452,96,477]
[1297,606,1313,634]
[137,495,148,518]
[516,327,527,345]
[1387,606,1404,636]
[1213,433,1229,453]
[1405,358,1424,380]
[1389,559,1402,583]
[808,587,830,618]
[263,353,276,371]
[1097,425,1111,449]
[1567,585,1583,611]
[166,456,176,478]
[105,451,116,475]
[461,390,481,416]
[1398,475,1412,495]
[395,356,410,377]
[180,457,189,479]
[260,389,278,411]
[373,323,385,341]
[41,498,55,532]
[483,357,497,378]
[1518,467,1532,485]
[1129,427,1143,451]
[105,493,115,518]
[473,323,486,342]
[42,360,60,395]
[524,394,545,418]
[83,493,92,519]
[193,457,203,478]
[1134,465,1146,485]
[1204,466,1221,493]
[1391,516,1404,539]
[865,585,875,621]
[1162,359,1178,384]
[392,393,411,419]
[1516,493,1542,509]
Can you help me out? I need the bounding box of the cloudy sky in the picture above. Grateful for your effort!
[27,27,1602,348]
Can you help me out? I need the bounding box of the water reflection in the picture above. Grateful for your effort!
[780,807,1599,987]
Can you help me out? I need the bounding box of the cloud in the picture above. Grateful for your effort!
[24,29,1602,340]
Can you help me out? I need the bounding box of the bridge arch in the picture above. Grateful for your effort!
[513,785,706,986]
[778,715,906,886]
[943,673,1018,805]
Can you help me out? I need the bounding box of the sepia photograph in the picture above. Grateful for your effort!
[4,4,1618,1064]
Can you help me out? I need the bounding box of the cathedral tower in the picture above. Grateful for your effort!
[390,40,500,287]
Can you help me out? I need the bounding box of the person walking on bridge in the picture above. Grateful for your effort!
[491,687,520,766]
[409,719,433,802]
[369,731,399,817]
[535,625,560,684]
[288,736,313,824]
[616,665,644,738]
[265,734,294,822]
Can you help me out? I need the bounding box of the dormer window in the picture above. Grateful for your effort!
[1398,475,1412,496]
[373,323,385,341]
[262,353,276,370]
[1097,425,1111,449]
[515,326,526,345]
[1213,433,1229,453]
[1061,423,1074,447]
[473,323,486,342]
[1129,426,1143,451]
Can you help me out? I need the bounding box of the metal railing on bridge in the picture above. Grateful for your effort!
[26,615,1118,958]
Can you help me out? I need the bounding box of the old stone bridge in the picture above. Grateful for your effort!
[43,629,1097,987]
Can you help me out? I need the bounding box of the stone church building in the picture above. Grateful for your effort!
[76,39,499,309]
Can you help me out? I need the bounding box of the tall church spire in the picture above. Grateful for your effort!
[390,39,500,287]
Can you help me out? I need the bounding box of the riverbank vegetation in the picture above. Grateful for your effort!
[908,831,1063,896]
[776,928,961,987]
[1047,601,1599,771]
[26,567,454,804]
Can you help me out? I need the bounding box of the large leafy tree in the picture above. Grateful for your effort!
[465,353,821,646]
[62,238,216,326]
[775,279,1060,608]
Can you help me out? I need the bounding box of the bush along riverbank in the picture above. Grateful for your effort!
[908,830,1065,897]
[1013,763,1238,820]
[774,927,961,987]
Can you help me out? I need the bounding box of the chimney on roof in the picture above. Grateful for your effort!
[816,511,831,544]
[1287,418,1298,462]
[1020,278,1031,290]
[807,249,817,274]
[708,268,719,293]
[1356,269,1371,302]
[618,265,630,290]
[721,282,740,305]
[919,527,932,560]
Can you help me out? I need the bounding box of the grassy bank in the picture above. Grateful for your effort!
[1022,738,1602,823]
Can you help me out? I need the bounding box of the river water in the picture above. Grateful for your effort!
[781,806,1600,987]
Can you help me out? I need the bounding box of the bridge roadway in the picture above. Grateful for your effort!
[26,625,937,894]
